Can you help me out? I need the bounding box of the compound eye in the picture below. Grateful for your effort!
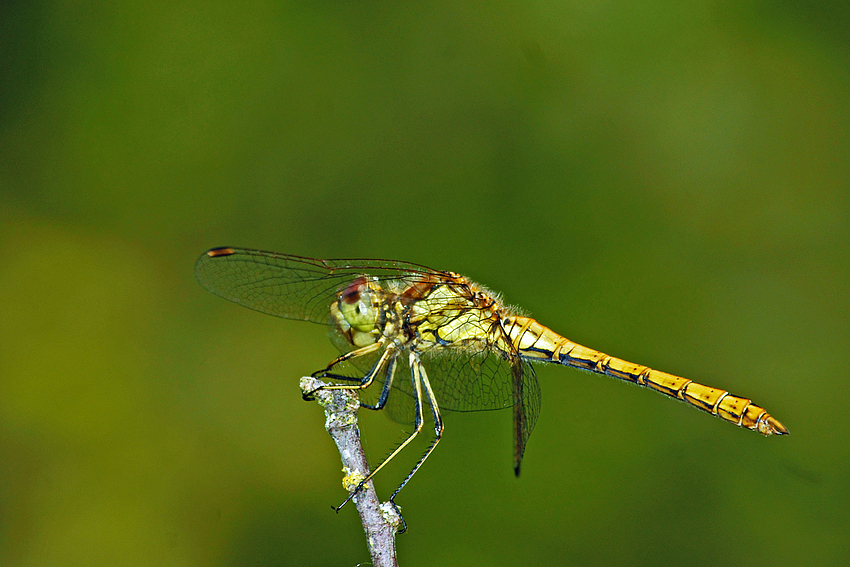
[339,278,378,332]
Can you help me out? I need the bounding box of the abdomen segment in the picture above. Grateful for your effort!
[505,315,788,436]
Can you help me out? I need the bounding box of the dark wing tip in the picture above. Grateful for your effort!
[206,247,236,258]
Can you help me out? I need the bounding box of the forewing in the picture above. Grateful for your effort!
[196,247,544,472]
[194,247,441,325]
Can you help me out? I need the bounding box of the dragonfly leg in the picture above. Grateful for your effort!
[303,342,389,400]
[334,350,427,513]
[388,354,443,503]
[315,349,397,411]
[310,341,383,375]
[359,355,398,411]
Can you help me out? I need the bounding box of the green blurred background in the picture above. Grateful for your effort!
[1,1,847,565]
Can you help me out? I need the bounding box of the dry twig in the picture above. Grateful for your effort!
[300,376,402,567]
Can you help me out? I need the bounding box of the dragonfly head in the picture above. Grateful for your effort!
[332,277,379,347]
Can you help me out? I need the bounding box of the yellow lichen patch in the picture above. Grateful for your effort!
[341,468,367,492]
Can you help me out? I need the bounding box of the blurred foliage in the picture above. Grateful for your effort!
[1,1,848,566]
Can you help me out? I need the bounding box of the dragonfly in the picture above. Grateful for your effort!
[195,247,788,509]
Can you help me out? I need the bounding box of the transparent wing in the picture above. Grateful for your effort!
[371,344,541,473]
[196,246,541,471]
[427,347,541,473]
[194,247,444,325]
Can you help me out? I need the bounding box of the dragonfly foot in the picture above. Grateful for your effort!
[388,500,407,534]
[301,385,324,401]
[332,488,358,512]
